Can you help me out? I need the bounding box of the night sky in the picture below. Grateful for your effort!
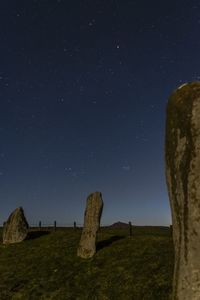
[1,1,199,226]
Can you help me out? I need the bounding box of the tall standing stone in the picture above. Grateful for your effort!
[165,82,200,299]
[77,192,103,258]
[3,207,29,244]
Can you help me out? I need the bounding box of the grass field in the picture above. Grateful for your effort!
[0,226,174,300]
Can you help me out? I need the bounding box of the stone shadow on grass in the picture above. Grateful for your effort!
[96,235,125,251]
[26,230,50,240]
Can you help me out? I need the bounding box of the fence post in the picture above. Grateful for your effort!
[129,221,132,236]
[74,221,76,229]
[39,221,41,231]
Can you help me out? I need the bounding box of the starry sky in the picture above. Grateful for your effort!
[1,0,199,226]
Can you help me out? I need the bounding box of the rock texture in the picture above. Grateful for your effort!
[3,207,29,244]
[77,192,103,258]
[165,82,200,299]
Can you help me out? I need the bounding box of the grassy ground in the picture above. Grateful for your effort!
[0,226,174,300]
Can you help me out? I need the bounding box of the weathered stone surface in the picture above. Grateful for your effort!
[3,207,29,244]
[77,192,103,258]
[165,82,200,299]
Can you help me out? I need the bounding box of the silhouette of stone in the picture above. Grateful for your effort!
[3,207,29,244]
[77,192,103,258]
[165,82,200,299]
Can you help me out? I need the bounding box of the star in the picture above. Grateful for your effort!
[88,19,95,27]
[65,167,72,171]
[122,165,131,171]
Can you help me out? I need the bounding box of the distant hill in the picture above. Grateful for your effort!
[109,221,130,228]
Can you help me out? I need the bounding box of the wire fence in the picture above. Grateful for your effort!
[0,221,136,237]
[0,221,114,228]
[29,222,82,231]
[0,222,171,238]
[30,222,84,228]
[28,221,118,230]
[0,222,171,228]
[0,222,83,228]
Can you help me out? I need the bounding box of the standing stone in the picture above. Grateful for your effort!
[3,207,29,244]
[77,192,103,258]
[165,82,200,299]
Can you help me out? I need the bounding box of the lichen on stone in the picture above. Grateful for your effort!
[166,81,200,299]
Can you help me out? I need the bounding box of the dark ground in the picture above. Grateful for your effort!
[0,226,174,300]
